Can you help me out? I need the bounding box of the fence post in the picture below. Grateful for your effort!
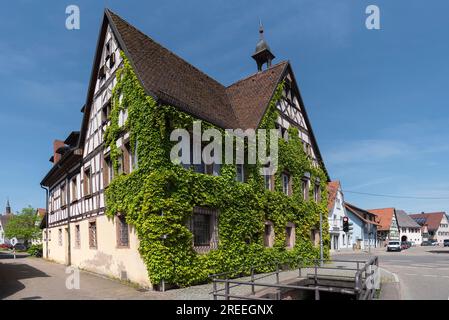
[213,279,217,300]
[251,267,255,295]
[315,287,320,300]
[298,259,302,278]
[225,281,230,300]
[276,264,280,284]
[314,260,318,285]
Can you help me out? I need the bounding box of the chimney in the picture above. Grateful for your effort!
[53,140,66,164]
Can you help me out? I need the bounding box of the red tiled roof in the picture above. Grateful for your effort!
[36,208,46,218]
[409,212,446,231]
[327,181,341,211]
[368,208,396,231]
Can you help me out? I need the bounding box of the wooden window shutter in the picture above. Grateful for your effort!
[103,156,109,188]
[123,144,130,174]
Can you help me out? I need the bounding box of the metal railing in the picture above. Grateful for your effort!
[210,257,378,300]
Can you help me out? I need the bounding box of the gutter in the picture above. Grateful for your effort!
[40,183,49,259]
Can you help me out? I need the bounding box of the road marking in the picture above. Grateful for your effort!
[423,274,438,278]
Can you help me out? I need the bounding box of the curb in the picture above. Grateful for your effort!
[378,267,401,300]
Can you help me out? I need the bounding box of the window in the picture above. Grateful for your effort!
[58,228,63,246]
[89,221,97,249]
[117,215,129,248]
[282,173,291,196]
[48,230,51,241]
[264,174,274,191]
[101,101,112,123]
[60,184,66,207]
[310,229,320,247]
[302,173,310,200]
[123,143,132,174]
[75,225,80,248]
[103,155,113,187]
[71,177,77,202]
[83,167,92,196]
[286,223,295,249]
[189,207,218,253]
[313,181,321,202]
[264,221,275,248]
[236,164,245,182]
[117,152,124,175]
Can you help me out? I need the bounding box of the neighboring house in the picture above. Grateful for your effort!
[40,9,330,288]
[369,208,400,246]
[395,209,422,245]
[410,212,449,245]
[327,181,349,251]
[344,203,379,250]
[31,208,46,245]
[0,200,13,245]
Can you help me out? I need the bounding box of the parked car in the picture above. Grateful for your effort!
[0,243,12,250]
[409,241,415,247]
[430,239,439,246]
[444,239,449,247]
[421,240,432,246]
[13,243,27,251]
[387,241,401,252]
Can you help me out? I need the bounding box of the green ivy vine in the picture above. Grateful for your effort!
[104,53,330,287]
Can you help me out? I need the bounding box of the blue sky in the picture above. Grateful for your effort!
[1,0,448,214]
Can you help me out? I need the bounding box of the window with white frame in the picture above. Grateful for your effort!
[282,173,291,196]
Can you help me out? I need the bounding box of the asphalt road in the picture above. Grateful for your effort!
[332,246,449,300]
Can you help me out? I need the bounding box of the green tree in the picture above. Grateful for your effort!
[4,206,41,246]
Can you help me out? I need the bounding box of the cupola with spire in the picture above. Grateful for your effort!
[5,199,11,215]
[252,21,275,72]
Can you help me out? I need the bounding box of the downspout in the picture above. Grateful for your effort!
[40,184,49,259]
[65,173,72,266]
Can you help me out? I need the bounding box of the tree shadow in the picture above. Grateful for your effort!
[0,252,49,300]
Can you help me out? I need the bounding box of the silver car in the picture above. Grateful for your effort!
[387,241,401,252]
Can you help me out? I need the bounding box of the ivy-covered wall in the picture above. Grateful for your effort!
[104,54,330,287]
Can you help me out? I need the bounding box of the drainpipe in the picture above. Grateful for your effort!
[65,174,72,266]
[40,184,49,259]
[319,209,323,264]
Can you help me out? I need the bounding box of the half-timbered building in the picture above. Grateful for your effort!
[41,9,329,288]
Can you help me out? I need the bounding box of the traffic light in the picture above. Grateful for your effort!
[343,217,349,233]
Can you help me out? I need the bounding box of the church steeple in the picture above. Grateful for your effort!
[5,199,11,215]
[252,21,275,72]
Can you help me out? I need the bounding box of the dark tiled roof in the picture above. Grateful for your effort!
[107,10,289,130]
[344,202,380,226]
[327,181,341,211]
[395,210,420,228]
[409,212,446,231]
[0,214,12,227]
[226,61,288,129]
[109,11,230,128]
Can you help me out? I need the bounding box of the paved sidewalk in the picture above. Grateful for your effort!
[1,251,365,300]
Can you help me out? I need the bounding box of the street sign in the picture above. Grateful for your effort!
[10,237,18,246]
